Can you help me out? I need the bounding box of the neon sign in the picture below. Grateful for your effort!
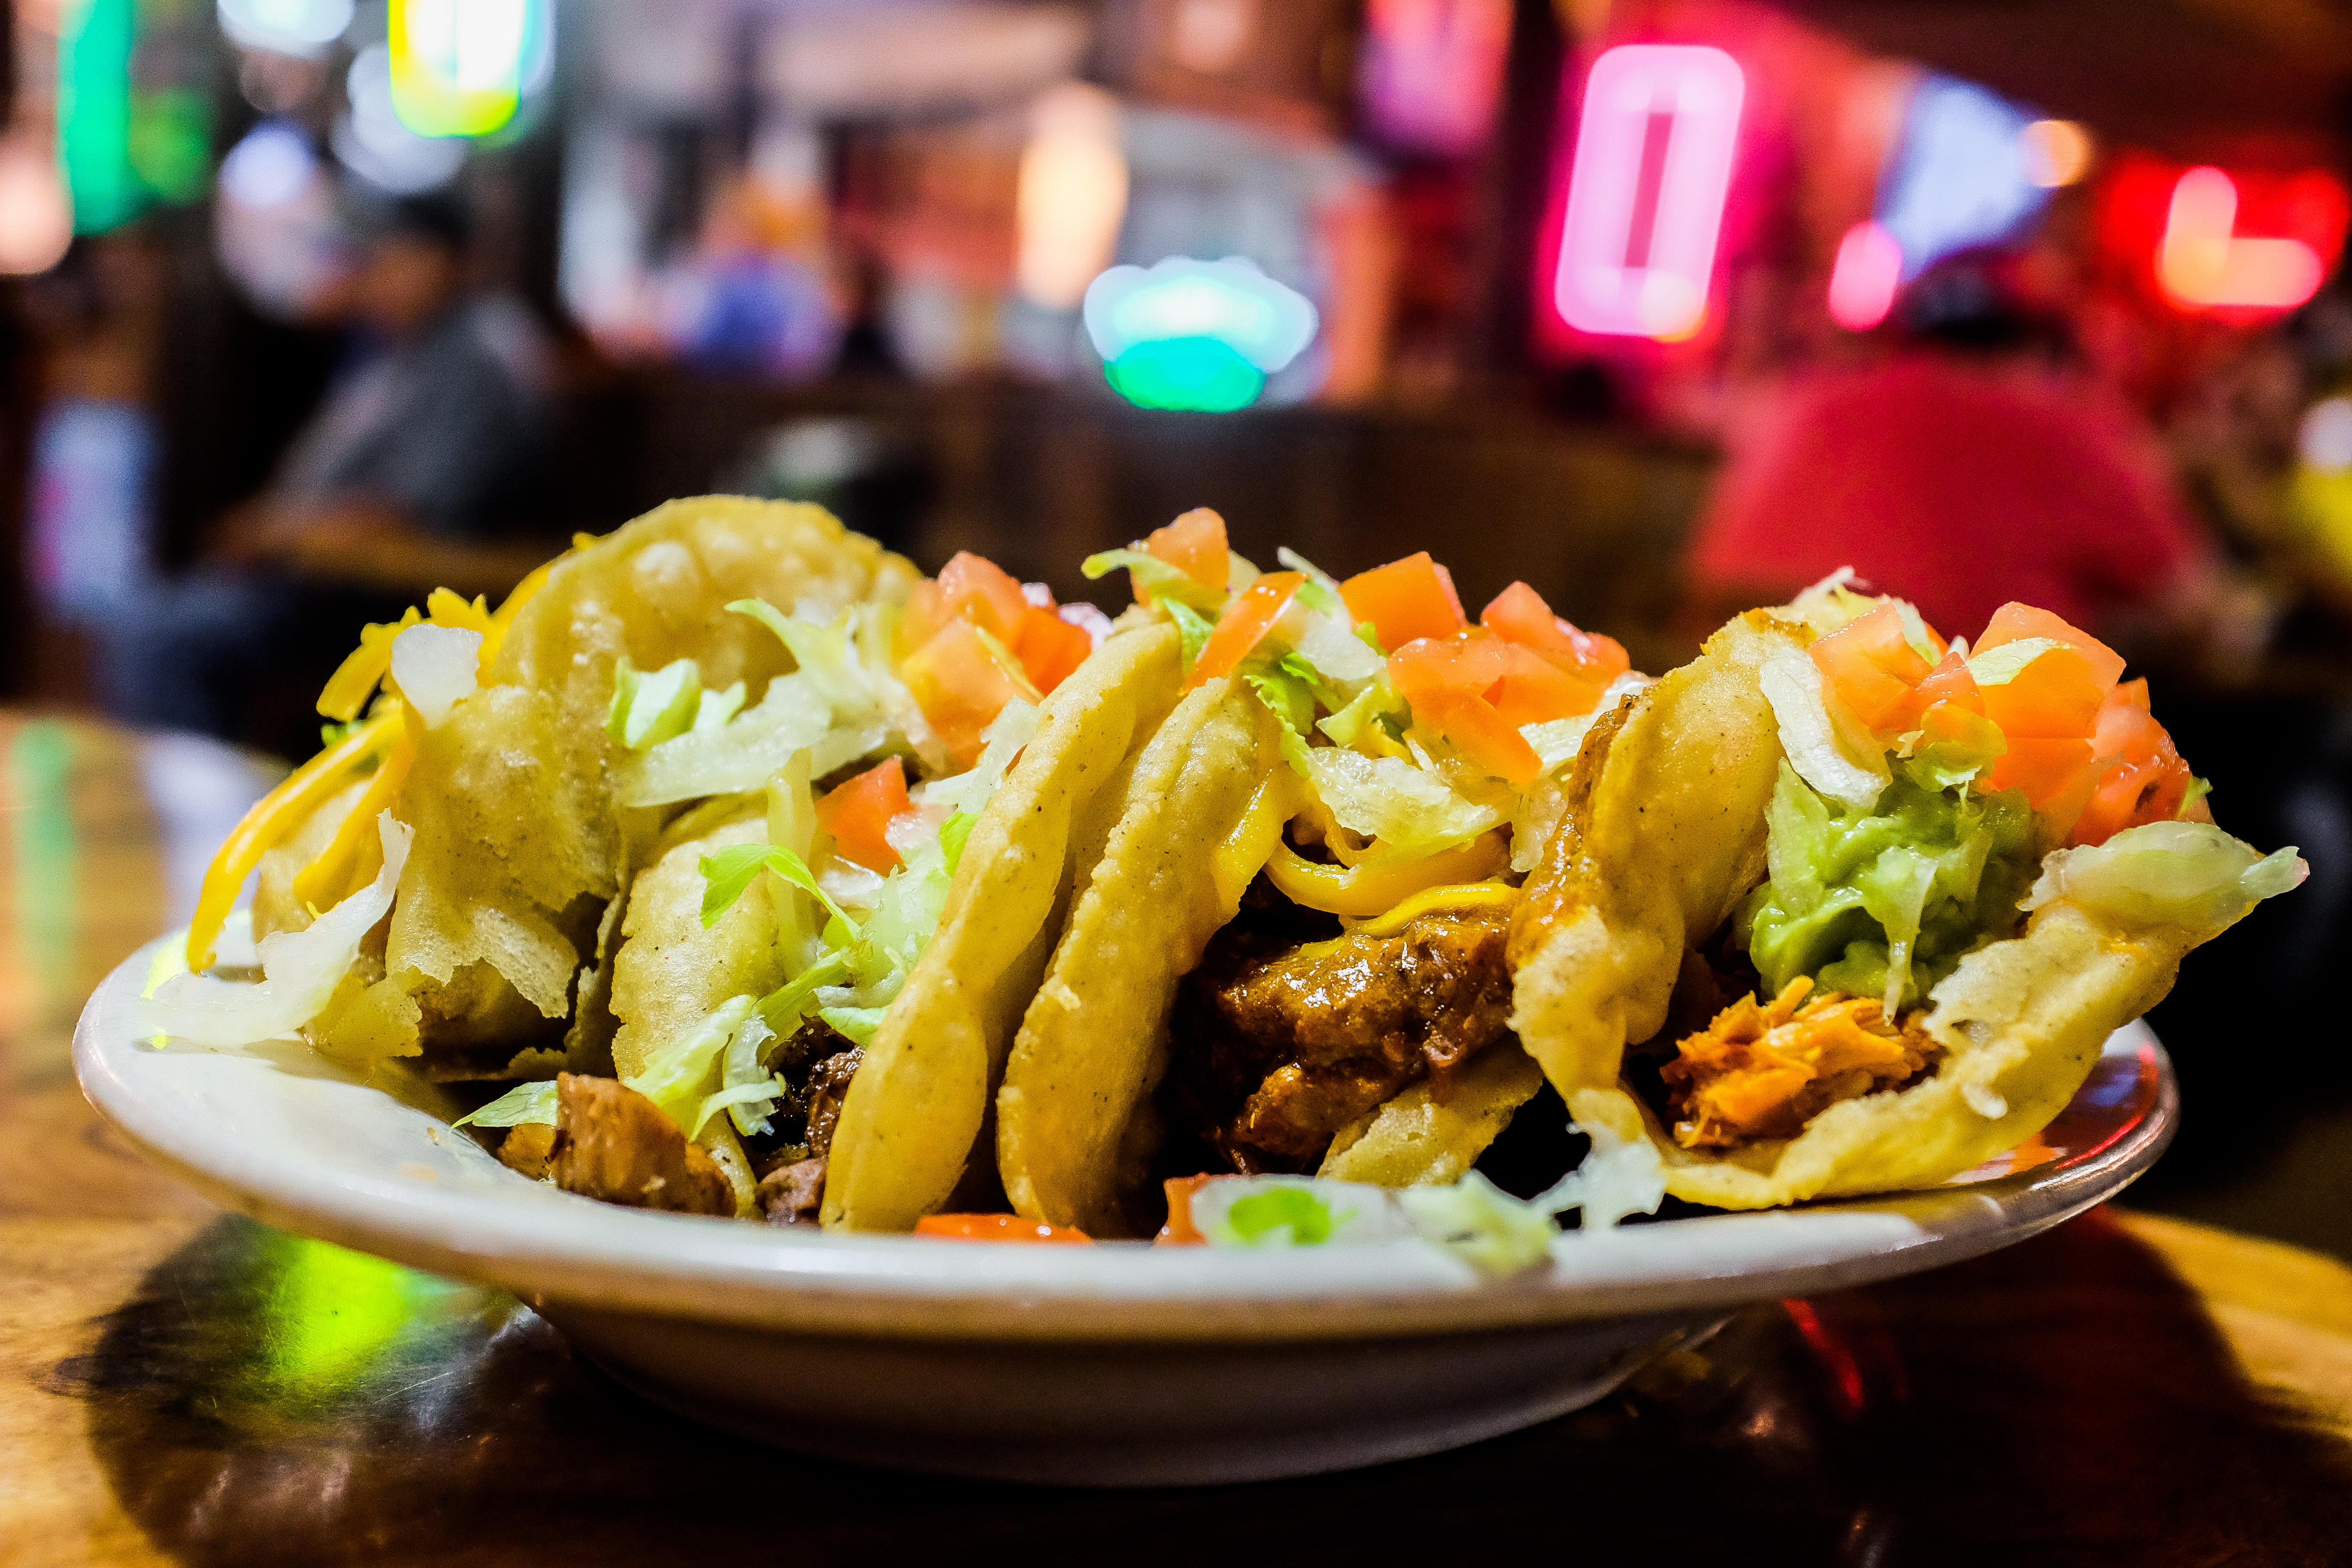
[1827,219,1902,331]
[2099,154,2348,319]
[2160,168,2324,311]
[1083,257,1319,412]
[1553,44,1744,341]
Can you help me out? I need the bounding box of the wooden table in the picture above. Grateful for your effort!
[5,713,2352,1567]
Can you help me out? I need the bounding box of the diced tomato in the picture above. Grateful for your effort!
[1144,507,1230,592]
[1975,602,2127,689]
[1480,581,1631,686]
[1011,604,1093,694]
[1341,552,1465,652]
[1387,632,1563,783]
[1976,643,2109,740]
[817,757,913,873]
[901,617,1042,767]
[1155,1175,1213,1245]
[1810,605,1936,732]
[1909,648,1983,714]
[895,578,950,663]
[1188,571,1304,690]
[914,1213,1093,1243]
[1985,736,2096,812]
[935,551,1030,642]
[894,550,1033,662]
[2071,679,2195,846]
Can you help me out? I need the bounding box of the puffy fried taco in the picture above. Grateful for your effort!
[141,498,1136,1227]
[995,511,1648,1236]
[1508,578,2304,1208]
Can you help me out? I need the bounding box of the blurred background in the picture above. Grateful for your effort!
[3,0,2351,1254]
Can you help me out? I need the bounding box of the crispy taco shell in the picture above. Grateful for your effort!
[822,621,1187,1232]
[1507,610,2232,1208]
[260,497,916,1080]
[994,676,1283,1237]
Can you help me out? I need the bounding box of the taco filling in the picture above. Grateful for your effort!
[1638,576,2266,1157]
[1001,511,1645,1224]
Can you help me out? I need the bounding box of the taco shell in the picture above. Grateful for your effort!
[1508,610,2235,1208]
[821,621,1187,1232]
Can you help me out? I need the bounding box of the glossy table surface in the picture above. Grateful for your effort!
[5,713,2352,1567]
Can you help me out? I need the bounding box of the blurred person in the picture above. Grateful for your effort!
[107,190,555,743]
[1681,250,2267,674]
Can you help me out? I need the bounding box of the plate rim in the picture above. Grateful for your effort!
[75,939,2176,1345]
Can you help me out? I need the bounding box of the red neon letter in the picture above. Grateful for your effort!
[1554,44,1744,340]
[2159,167,2325,311]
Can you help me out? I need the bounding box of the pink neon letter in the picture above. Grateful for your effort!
[2159,167,2324,311]
[1554,44,1745,340]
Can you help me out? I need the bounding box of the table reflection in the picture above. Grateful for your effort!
[41,1209,2352,1566]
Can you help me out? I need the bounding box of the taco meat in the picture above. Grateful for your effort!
[544,1072,735,1216]
[1168,903,1515,1170]
[1660,977,1940,1150]
[756,1035,865,1225]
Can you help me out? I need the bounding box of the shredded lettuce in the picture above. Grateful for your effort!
[1782,568,1875,638]
[1520,671,1651,774]
[1276,547,1347,617]
[452,1078,559,1129]
[1759,645,1890,811]
[132,814,413,1046]
[940,810,978,872]
[389,623,481,729]
[616,678,873,807]
[2024,819,2306,931]
[626,994,756,1133]
[1165,600,1214,668]
[605,655,702,750]
[717,1010,780,1135]
[1965,637,2067,689]
[694,680,746,732]
[757,950,852,1034]
[1294,746,1501,855]
[918,699,1038,817]
[1187,1124,1664,1277]
[1739,760,2039,1013]
[695,1074,788,1138]
[1082,548,1223,611]
[1288,606,1385,685]
[817,1004,887,1045]
[1245,665,1318,735]
[1316,673,1409,751]
[700,841,860,933]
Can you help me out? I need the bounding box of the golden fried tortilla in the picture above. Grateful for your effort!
[1506,610,2231,1208]
[994,677,1282,1237]
[382,498,913,1076]
[821,622,1187,1232]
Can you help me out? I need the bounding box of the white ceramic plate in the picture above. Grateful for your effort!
[75,937,2175,1485]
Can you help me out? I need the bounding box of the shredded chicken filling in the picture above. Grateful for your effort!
[1661,976,1940,1150]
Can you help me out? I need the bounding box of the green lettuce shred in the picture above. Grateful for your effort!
[699,841,860,934]
[453,1079,559,1129]
[1082,548,1222,611]
[1164,599,1214,668]
[606,656,703,750]
[2024,819,2305,931]
[1739,759,2039,1014]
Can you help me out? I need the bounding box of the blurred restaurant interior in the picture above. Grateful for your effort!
[4,0,2352,1256]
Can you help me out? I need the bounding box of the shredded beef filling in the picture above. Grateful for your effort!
[1166,903,1516,1172]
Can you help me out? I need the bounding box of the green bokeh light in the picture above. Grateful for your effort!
[1104,337,1266,412]
[59,0,143,233]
